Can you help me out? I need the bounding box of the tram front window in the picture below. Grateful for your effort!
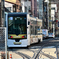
[8,16,27,39]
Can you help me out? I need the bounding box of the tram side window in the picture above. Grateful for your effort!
[35,26,37,35]
[30,25,35,35]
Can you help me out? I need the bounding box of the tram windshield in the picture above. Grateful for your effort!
[8,15,27,35]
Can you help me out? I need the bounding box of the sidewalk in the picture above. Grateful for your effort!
[0,51,5,59]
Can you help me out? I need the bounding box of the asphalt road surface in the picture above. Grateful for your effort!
[7,38,59,59]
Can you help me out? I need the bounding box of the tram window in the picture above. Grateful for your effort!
[8,16,27,34]
[35,26,37,35]
[28,21,30,25]
[30,25,35,35]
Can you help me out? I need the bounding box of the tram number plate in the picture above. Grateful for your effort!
[14,42,21,45]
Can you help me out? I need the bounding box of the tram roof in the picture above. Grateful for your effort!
[8,12,28,16]
[30,17,42,22]
[8,12,28,15]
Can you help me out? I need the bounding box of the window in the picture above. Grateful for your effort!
[30,25,35,35]
[34,10,35,14]
[51,8,55,10]
[6,7,11,12]
[25,0,27,1]
[8,16,27,35]
[35,26,37,35]
[29,6,31,10]
[25,7,27,12]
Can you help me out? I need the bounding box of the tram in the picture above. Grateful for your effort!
[5,12,43,47]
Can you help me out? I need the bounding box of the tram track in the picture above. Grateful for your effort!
[34,42,58,59]
[8,39,59,59]
[14,51,31,59]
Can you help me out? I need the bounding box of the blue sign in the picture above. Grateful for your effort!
[58,22,59,27]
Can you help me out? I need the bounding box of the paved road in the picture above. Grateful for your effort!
[7,38,59,59]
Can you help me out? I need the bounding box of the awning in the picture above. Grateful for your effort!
[5,0,16,4]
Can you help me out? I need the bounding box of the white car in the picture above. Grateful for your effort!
[42,29,48,38]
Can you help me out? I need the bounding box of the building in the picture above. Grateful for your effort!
[5,0,21,12]
[50,0,59,37]
[13,0,21,12]
[31,0,37,17]
[5,2,14,12]
[51,4,57,37]
[21,0,38,17]
[0,0,5,27]
[21,0,31,14]
[38,0,43,19]
[43,0,49,29]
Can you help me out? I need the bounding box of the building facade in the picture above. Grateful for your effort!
[5,2,14,12]
[31,0,37,17]
[38,0,43,19]
[21,0,31,14]
[0,0,5,27]
[51,4,57,37]
[43,0,49,29]
[5,0,21,12]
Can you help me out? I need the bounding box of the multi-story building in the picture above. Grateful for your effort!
[50,0,59,37]
[13,0,21,12]
[0,0,5,27]
[57,10,59,36]
[55,4,59,37]
[21,0,31,14]
[31,0,37,17]
[50,4,57,37]
[5,0,21,12]
[38,0,43,19]
[21,0,38,17]
[5,2,14,12]
[43,0,49,29]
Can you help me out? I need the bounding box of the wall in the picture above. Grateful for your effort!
[5,2,13,12]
